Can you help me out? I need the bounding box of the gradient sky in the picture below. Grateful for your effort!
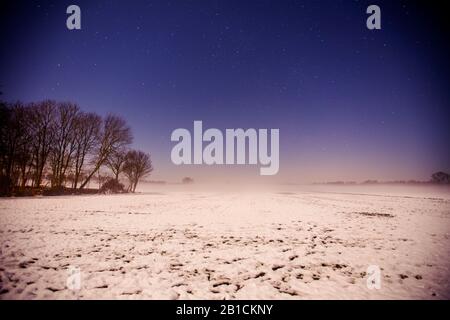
[1,0,449,183]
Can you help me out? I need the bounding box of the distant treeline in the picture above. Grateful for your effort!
[0,100,153,196]
[314,172,450,186]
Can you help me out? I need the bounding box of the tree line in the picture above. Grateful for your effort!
[0,100,153,196]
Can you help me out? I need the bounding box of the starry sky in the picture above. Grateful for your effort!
[0,0,449,183]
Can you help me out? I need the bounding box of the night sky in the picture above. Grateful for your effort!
[1,0,449,183]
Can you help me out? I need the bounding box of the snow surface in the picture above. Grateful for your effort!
[1,185,449,299]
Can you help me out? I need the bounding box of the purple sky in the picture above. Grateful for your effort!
[1,0,449,183]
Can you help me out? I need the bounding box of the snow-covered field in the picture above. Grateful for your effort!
[1,185,449,299]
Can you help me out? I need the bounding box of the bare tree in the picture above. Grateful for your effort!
[72,112,101,189]
[123,150,153,193]
[106,148,128,181]
[15,137,33,188]
[28,100,57,187]
[95,169,109,190]
[431,172,450,184]
[0,102,32,193]
[0,99,136,196]
[49,102,80,188]
[79,115,132,189]
[0,102,8,176]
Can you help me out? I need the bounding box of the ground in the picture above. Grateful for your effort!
[1,185,449,299]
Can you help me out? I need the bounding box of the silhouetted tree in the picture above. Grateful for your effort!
[72,112,101,189]
[106,148,128,181]
[0,101,9,194]
[28,100,57,187]
[95,169,109,190]
[49,102,80,187]
[0,102,32,193]
[123,150,153,192]
[79,115,132,189]
[431,172,450,184]
[0,99,142,196]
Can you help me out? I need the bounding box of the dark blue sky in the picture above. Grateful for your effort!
[1,0,449,182]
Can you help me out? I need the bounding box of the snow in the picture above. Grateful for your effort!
[1,185,449,299]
